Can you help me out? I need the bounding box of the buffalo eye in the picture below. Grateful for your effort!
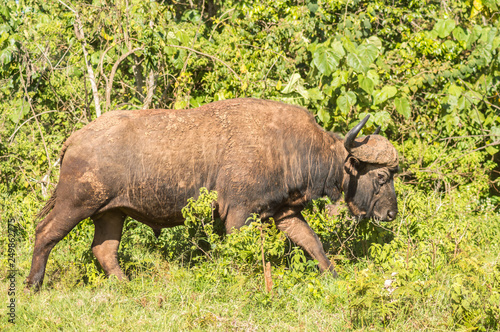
[377,173,387,185]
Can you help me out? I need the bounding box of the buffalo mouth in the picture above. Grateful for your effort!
[351,205,397,222]
[372,209,398,222]
[346,199,397,221]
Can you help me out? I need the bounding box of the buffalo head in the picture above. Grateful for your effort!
[342,115,399,221]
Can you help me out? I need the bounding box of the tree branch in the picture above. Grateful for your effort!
[166,44,241,83]
[57,0,102,117]
[105,47,144,111]
[142,70,157,110]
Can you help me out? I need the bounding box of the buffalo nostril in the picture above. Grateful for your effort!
[387,210,397,220]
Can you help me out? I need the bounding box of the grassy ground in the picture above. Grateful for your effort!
[0,255,456,331]
[2,186,500,331]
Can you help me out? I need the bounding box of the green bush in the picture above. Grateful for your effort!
[2,0,500,329]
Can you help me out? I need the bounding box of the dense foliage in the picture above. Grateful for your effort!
[1,0,500,330]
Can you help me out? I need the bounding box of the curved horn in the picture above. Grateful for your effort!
[344,115,370,152]
[344,117,398,167]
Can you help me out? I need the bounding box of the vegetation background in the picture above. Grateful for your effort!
[1,0,500,330]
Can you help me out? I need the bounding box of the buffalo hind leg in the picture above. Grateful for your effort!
[276,215,338,277]
[25,206,92,291]
[91,211,127,281]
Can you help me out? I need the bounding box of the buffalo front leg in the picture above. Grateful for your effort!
[276,215,338,277]
[91,211,127,281]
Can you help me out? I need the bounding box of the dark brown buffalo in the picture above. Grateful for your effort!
[26,98,398,290]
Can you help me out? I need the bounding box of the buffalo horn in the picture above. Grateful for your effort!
[344,115,370,152]
[344,116,399,167]
[373,126,381,135]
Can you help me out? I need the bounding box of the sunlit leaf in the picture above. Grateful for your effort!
[434,19,456,38]
[394,96,411,118]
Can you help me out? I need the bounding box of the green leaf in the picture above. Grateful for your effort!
[471,109,485,124]
[347,44,378,74]
[367,70,380,86]
[307,1,319,13]
[347,53,366,74]
[307,88,323,100]
[360,44,379,65]
[486,145,499,155]
[313,46,341,76]
[452,26,468,43]
[9,101,29,124]
[0,47,12,65]
[295,85,310,100]
[448,84,463,97]
[331,71,348,89]
[447,95,459,110]
[342,36,357,54]
[373,86,397,105]
[434,19,456,38]
[331,40,346,58]
[366,36,383,51]
[174,100,188,109]
[394,97,411,118]
[444,114,460,133]
[483,0,498,10]
[359,75,374,94]
[465,90,482,104]
[457,95,469,110]
[317,107,331,124]
[337,91,356,115]
[466,25,482,49]
[281,73,301,94]
[373,111,391,130]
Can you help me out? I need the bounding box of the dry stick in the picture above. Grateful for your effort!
[75,17,101,117]
[105,47,144,110]
[441,134,500,140]
[260,226,273,293]
[57,0,102,117]
[190,239,213,262]
[98,42,121,89]
[142,70,156,110]
[443,140,500,167]
[261,56,280,97]
[166,45,241,84]
[9,110,60,142]
[35,43,54,72]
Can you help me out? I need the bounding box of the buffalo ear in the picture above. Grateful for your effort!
[344,156,359,177]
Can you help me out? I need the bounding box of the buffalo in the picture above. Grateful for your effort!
[26,98,398,290]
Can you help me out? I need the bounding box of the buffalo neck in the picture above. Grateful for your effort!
[322,132,348,201]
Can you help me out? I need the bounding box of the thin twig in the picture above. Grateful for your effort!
[166,44,241,83]
[105,47,144,110]
[443,140,500,167]
[208,8,235,42]
[9,110,60,142]
[441,134,500,140]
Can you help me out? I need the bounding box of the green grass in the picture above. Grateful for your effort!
[2,242,494,331]
[0,257,461,331]
[2,186,500,331]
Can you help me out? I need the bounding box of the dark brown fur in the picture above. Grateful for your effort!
[26,98,398,290]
